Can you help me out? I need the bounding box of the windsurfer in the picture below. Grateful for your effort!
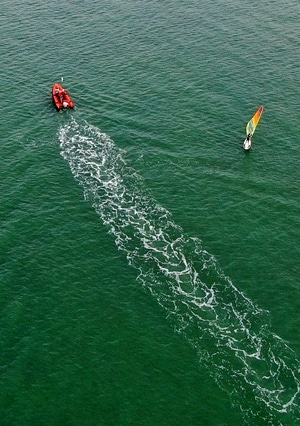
[246,133,252,141]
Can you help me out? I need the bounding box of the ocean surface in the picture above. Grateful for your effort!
[1,1,300,425]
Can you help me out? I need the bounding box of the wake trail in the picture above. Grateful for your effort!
[59,118,300,425]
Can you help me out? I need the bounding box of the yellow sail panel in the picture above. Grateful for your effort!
[246,106,264,136]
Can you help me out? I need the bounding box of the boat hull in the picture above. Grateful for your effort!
[243,138,252,151]
[52,83,74,111]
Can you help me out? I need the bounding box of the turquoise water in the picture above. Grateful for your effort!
[1,1,300,425]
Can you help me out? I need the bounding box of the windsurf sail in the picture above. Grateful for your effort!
[246,106,264,136]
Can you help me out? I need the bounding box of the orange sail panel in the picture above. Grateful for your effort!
[246,106,263,136]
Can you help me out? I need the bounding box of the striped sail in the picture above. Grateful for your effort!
[246,106,264,136]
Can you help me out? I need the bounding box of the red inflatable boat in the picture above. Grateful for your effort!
[52,83,75,111]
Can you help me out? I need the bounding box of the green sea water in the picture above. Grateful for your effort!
[1,1,300,425]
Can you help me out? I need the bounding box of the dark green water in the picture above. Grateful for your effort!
[1,1,300,425]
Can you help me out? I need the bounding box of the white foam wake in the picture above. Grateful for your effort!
[59,118,300,425]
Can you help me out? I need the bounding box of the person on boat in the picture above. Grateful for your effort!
[246,133,251,141]
[63,101,69,108]
[55,88,60,95]
[59,89,66,103]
